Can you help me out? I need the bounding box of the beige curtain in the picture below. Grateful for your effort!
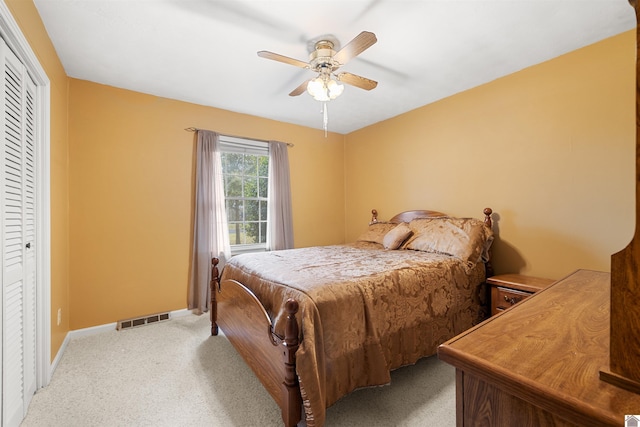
[267,141,294,250]
[188,130,231,313]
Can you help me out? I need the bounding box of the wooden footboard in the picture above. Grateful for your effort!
[213,274,302,427]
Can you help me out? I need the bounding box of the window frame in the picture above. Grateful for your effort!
[219,135,269,255]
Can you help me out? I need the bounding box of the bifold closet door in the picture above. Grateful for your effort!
[1,37,37,427]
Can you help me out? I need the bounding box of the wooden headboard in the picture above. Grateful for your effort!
[388,210,447,223]
[370,209,446,224]
[370,207,494,277]
[371,208,493,230]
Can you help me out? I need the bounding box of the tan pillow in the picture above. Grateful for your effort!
[404,217,493,266]
[356,222,397,245]
[382,222,413,250]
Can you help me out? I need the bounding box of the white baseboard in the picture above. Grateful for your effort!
[167,308,191,318]
[67,321,118,340]
[50,333,69,378]
[49,307,193,377]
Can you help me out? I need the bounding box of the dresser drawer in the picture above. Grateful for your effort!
[492,286,532,313]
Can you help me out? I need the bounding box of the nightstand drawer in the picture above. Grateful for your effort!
[487,274,555,316]
[493,287,532,312]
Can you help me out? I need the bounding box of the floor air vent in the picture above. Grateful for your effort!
[117,312,170,330]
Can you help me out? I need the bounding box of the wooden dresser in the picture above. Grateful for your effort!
[438,269,640,426]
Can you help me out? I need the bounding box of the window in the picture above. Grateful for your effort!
[220,136,269,254]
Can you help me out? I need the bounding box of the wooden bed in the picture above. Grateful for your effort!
[209,208,494,427]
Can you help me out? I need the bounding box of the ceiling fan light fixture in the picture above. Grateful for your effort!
[307,77,328,101]
[307,75,343,102]
[327,79,344,99]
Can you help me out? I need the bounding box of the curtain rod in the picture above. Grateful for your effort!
[185,127,294,147]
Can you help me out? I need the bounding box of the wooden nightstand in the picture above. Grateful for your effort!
[487,273,555,316]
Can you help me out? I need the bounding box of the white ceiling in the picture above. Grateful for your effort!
[33,0,636,134]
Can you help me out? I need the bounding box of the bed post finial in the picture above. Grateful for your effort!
[483,208,493,229]
[210,257,220,336]
[371,209,378,224]
[483,208,494,278]
[282,299,302,427]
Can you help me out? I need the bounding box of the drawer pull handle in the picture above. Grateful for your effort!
[504,295,522,305]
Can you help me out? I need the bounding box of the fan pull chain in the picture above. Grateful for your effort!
[322,102,328,137]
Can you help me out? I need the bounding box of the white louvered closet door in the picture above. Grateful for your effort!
[1,37,37,427]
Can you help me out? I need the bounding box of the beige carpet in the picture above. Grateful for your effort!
[21,314,456,426]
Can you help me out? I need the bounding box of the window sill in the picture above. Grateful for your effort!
[231,244,267,256]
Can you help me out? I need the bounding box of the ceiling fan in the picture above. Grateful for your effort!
[257,31,378,101]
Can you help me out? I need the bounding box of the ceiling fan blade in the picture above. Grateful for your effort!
[332,31,377,66]
[289,79,311,96]
[257,51,309,69]
[336,72,378,91]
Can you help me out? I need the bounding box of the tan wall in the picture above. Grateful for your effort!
[7,0,637,334]
[345,31,636,280]
[68,80,345,329]
[6,0,70,360]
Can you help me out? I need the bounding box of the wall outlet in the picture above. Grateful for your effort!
[57,308,61,326]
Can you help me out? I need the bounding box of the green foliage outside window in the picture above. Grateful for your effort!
[222,152,269,246]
